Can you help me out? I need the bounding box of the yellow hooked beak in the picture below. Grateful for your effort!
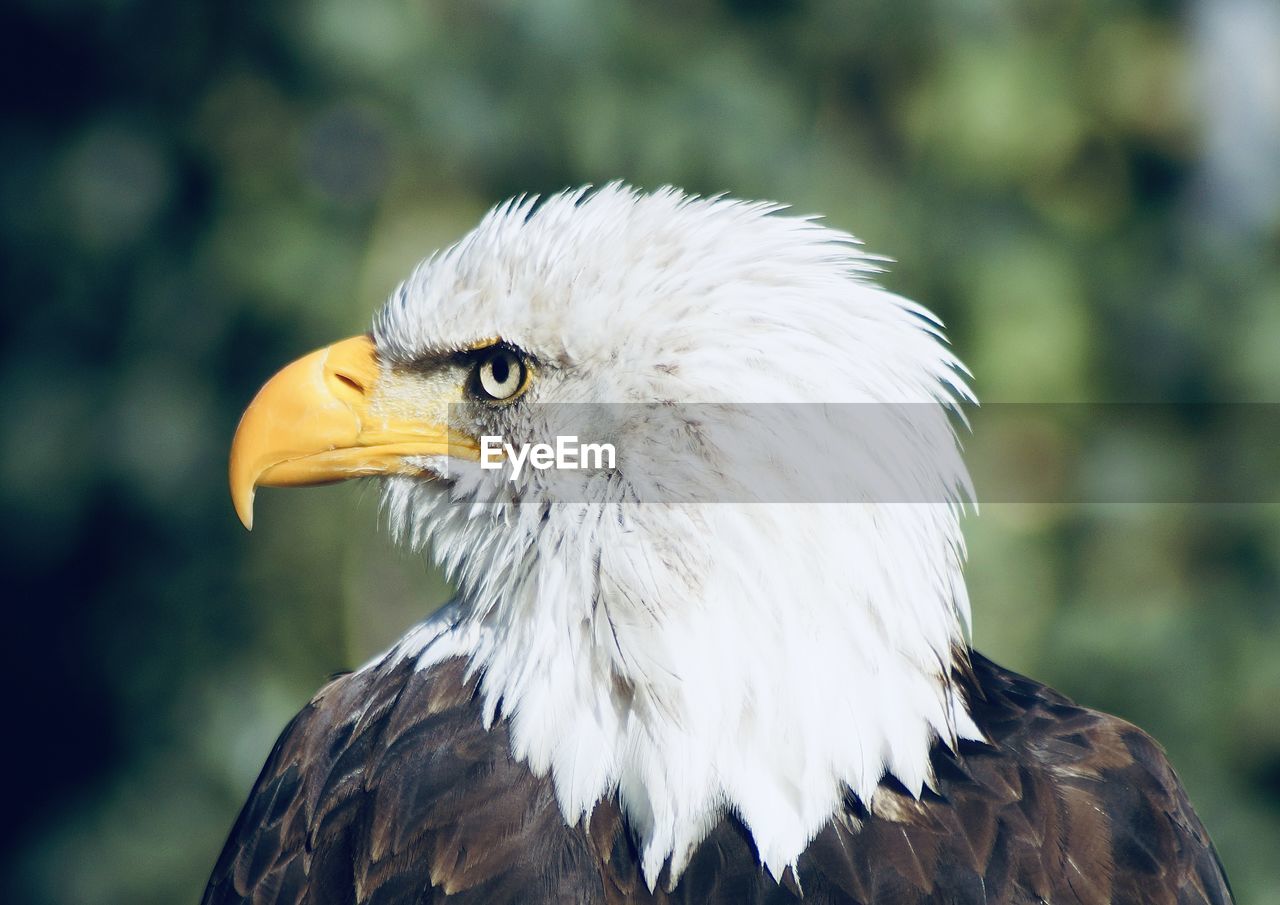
[228,334,479,530]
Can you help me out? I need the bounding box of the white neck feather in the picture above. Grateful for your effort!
[383,488,979,888]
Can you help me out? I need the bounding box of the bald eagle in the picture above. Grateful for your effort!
[206,186,1233,904]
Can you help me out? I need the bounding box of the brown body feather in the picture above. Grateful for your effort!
[203,650,1232,905]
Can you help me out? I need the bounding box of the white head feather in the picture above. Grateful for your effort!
[370,184,979,888]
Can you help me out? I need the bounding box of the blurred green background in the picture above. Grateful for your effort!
[3,0,1278,902]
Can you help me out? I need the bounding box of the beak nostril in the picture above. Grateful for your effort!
[334,372,364,394]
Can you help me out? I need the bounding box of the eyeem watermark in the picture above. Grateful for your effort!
[480,435,616,481]
[456,403,1280,503]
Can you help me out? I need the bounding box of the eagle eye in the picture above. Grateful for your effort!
[472,347,528,402]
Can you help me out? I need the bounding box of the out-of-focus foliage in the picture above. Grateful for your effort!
[2,0,1277,902]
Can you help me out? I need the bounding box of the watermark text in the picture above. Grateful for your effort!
[479,435,616,481]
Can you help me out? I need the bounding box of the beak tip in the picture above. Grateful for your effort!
[231,483,256,531]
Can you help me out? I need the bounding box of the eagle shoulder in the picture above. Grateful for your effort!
[201,653,601,905]
[965,651,1232,905]
[783,652,1234,905]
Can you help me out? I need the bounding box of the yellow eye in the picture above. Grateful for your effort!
[473,347,528,401]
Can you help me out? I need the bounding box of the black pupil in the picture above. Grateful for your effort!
[489,354,510,387]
